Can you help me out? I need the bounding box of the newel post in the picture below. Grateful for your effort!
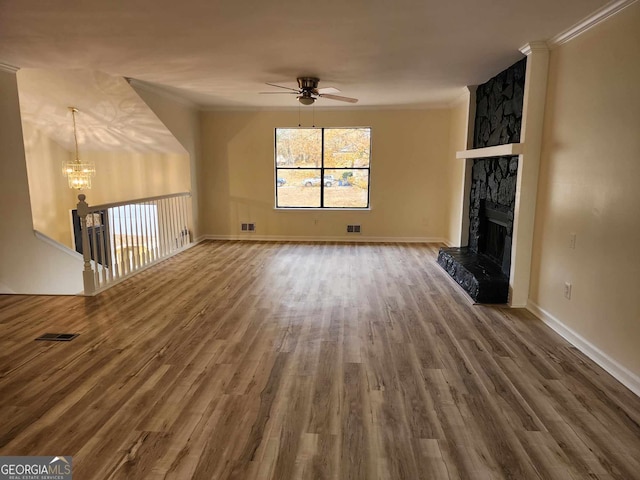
[77,194,96,295]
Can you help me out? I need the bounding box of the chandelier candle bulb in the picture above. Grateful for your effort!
[62,107,96,190]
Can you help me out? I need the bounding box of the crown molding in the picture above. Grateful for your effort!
[548,0,638,48]
[127,78,198,109]
[0,62,20,74]
[519,41,548,56]
[201,103,452,113]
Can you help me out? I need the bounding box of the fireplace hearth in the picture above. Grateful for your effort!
[437,247,509,304]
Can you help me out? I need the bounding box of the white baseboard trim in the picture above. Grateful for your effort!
[199,234,449,244]
[527,300,640,398]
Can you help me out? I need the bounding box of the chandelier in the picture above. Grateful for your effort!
[62,107,95,190]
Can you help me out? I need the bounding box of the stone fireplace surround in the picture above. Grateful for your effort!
[438,155,518,303]
[438,58,525,304]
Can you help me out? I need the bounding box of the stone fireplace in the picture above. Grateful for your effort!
[437,156,517,304]
[469,156,518,276]
[437,58,525,304]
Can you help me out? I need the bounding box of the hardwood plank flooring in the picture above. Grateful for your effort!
[1,240,639,479]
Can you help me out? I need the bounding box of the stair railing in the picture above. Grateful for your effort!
[76,192,192,295]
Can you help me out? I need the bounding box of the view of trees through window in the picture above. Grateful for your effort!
[275,127,371,208]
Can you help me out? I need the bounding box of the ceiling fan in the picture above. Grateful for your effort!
[260,77,358,105]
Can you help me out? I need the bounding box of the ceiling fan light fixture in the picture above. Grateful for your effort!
[298,96,315,106]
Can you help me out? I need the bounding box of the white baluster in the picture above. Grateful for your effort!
[90,214,100,287]
[182,195,190,246]
[154,200,160,259]
[133,203,141,269]
[140,201,149,266]
[120,205,129,275]
[177,197,183,247]
[98,210,108,285]
[170,196,178,251]
[160,199,168,258]
[125,205,134,272]
[150,201,157,261]
[104,208,116,283]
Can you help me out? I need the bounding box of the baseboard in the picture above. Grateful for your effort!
[527,300,640,398]
[199,234,449,244]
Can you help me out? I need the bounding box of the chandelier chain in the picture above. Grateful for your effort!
[70,107,80,162]
[69,107,80,163]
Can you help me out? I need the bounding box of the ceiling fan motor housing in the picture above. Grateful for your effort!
[297,77,320,91]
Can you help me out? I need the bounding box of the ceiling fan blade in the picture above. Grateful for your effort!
[265,82,300,93]
[315,87,341,95]
[259,91,298,94]
[318,93,358,104]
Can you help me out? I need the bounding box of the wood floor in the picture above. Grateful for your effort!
[1,241,639,479]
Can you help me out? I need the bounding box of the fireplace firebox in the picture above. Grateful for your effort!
[479,201,512,276]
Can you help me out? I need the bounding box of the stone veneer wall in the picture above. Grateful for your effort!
[468,57,526,254]
[474,57,526,148]
[468,156,518,253]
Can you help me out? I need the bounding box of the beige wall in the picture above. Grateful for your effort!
[0,69,83,294]
[22,122,77,246]
[445,96,470,245]
[78,150,190,206]
[199,108,452,240]
[21,122,190,248]
[530,3,640,376]
[131,84,202,238]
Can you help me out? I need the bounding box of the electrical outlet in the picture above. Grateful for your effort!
[564,282,572,299]
[569,233,576,249]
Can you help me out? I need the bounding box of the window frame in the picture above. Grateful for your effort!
[274,127,371,209]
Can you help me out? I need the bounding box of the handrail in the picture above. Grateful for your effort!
[86,192,191,211]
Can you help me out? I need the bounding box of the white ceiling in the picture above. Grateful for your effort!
[0,0,612,109]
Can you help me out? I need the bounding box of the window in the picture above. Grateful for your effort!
[275,127,371,208]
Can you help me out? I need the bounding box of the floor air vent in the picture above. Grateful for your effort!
[35,333,79,342]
